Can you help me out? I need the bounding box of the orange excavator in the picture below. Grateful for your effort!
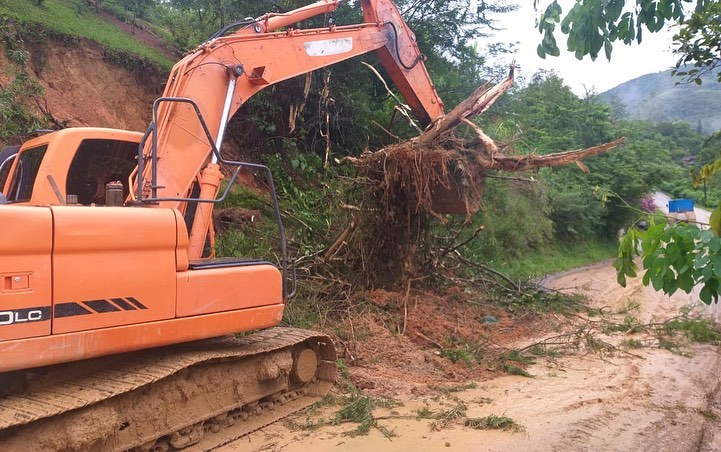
[0,0,444,449]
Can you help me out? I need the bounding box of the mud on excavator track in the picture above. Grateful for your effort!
[0,327,336,451]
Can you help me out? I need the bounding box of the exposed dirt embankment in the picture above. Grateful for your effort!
[2,34,166,133]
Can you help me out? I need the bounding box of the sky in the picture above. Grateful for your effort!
[482,0,679,95]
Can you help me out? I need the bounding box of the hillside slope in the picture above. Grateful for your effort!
[0,1,174,140]
[0,36,165,134]
[0,0,175,68]
[600,70,721,134]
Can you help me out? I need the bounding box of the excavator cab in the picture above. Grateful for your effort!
[0,129,141,206]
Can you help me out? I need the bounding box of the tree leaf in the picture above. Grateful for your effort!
[711,207,721,237]
[701,285,713,304]
[604,40,612,60]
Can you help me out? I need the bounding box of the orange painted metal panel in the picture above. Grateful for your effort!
[51,206,177,334]
[176,264,282,317]
[363,0,444,125]
[0,206,52,341]
[173,209,190,271]
[0,304,284,372]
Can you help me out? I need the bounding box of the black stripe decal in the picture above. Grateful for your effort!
[111,298,137,311]
[84,299,121,313]
[54,303,92,318]
[126,297,147,310]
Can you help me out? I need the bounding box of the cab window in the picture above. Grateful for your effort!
[65,139,137,205]
[0,153,16,194]
[6,145,48,203]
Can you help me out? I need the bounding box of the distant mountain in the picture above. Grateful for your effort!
[600,70,721,134]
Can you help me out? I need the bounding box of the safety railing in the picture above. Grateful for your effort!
[134,96,296,299]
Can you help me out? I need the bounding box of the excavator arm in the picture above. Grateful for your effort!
[132,0,445,259]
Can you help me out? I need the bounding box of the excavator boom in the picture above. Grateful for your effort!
[135,0,444,258]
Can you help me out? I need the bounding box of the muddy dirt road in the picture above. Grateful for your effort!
[222,261,721,452]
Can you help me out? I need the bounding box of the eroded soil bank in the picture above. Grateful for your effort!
[225,261,721,452]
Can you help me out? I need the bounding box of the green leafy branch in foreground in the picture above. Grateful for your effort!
[615,214,721,304]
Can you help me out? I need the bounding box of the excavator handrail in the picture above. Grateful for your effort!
[135,96,295,300]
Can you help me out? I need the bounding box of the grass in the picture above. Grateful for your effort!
[499,240,618,280]
[0,0,172,69]
[464,415,525,432]
[433,382,478,395]
[429,402,467,431]
[662,318,721,344]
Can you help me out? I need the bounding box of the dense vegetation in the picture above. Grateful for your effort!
[218,69,710,284]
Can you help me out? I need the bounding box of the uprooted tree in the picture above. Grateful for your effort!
[324,65,624,288]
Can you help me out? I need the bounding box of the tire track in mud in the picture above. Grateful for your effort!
[545,262,721,452]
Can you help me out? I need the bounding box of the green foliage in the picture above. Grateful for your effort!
[501,363,534,377]
[615,217,721,304]
[672,1,721,83]
[0,21,48,140]
[536,0,721,85]
[495,72,694,244]
[663,317,721,343]
[323,360,398,438]
[536,0,686,59]
[459,179,553,264]
[464,415,525,432]
[497,289,585,316]
[498,241,618,279]
[545,179,605,239]
[0,73,45,140]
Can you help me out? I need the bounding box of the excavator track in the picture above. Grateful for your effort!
[0,327,336,451]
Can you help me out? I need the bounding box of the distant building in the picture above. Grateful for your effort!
[681,155,696,166]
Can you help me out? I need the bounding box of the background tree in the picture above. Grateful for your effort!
[529,0,721,303]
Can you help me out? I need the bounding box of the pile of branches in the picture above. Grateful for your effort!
[324,65,624,289]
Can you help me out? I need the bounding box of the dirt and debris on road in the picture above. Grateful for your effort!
[221,261,721,452]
